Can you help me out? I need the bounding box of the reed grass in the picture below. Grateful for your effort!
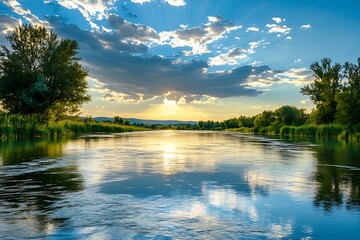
[230,123,359,141]
[0,113,147,140]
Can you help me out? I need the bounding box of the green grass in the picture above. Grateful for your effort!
[228,124,359,141]
[0,113,148,140]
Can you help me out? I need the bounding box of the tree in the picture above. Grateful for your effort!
[238,115,254,128]
[335,58,360,125]
[223,118,239,129]
[300,58,342,124]
[0,24,90,122]
[114,116,124,125]
[274,105,308,126]
[254,110,275,128]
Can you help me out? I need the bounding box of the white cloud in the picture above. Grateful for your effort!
[251,60,262,66]
[48,20,265,101]
[286,36,292,40]
[54,0,118,30]
[301,24,312,29]
[160,16,242,55]
[272,17,282,23]
[248,40,269,54]
[246,68,313,88]
[165,0,186,6]
[3,0,48,25]
[266,23,292,34]
[106,14,159,46]
[131,0,186,6]
[131,0,152,4]
[209,47,248,66]
[0,15,21,35]
[246,27,259,32]
[294,58,302,63]
[265,17,291,36]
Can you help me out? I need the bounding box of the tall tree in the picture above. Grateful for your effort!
[0,24,90,122]
[274,105,308,126]
[335,58,360,125]
[254,110,275,128]
[300,58,342,124]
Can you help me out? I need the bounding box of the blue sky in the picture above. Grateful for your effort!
[0,0,359,120]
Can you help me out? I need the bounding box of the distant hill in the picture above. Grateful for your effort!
[90,117,197,125]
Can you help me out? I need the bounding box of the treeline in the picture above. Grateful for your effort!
[191,105,358,140]
[190,105,308,132]
[301,58,360,126]
[191,58,360,140]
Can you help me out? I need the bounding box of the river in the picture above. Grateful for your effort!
[0,131,359,239]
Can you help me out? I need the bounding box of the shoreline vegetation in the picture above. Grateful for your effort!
[1,111,359,141]
[227,124,360,141]
[0,113,148,140]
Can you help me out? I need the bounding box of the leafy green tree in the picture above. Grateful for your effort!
[223,118,239,129]
[274,105,308,126]
[300,58,342,124]
[0,24,90,122]
[114,115,124,124]
[254,110,275,128]
[238,115,254,128]
[335,58,360,125]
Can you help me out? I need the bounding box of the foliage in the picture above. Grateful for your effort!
[114,116,124,125]
[274,105,308,126]
[300,58,343,124]
[254,110,275,128]
[335,58,360,125]
[0,112,147,140]
[238,115,255,128]
[197,106,306,132]
[301,57,360,125]
[0,24,90,123]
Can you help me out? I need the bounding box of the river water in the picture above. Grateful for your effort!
[0,131,359,239]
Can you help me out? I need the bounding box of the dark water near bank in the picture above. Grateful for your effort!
[0,131,359,239]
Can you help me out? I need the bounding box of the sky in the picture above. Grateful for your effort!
[0,0,359,121]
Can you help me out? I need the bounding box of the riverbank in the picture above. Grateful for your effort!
[0,114,148,140]
[227,124,360,141]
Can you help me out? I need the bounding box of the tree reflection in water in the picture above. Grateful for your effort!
[0,140,83,235]
[312,141,360,211]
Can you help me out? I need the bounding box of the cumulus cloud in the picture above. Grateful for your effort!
[131,0,152,4]
[160,16,242,55]
[165,0,186,6]
[248,40,269,54]
[0,14,20,35]
[272,17,283,23]
[209,40,269,67]
[50,0,118,30]
[246,27,259,32]
[131,0,186,6]
[48,19,268,103]
[266,24,291,34]
[209,47,248,66]
[2,0,47,25]
[246,68,313,87]
[106,14,159,45]
[266,17,291,36]
[301,24,311,29]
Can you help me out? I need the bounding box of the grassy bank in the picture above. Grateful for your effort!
[0,113,147,140]
[228,124,360,141]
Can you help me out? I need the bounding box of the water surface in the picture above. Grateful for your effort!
[0,131,359,239]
